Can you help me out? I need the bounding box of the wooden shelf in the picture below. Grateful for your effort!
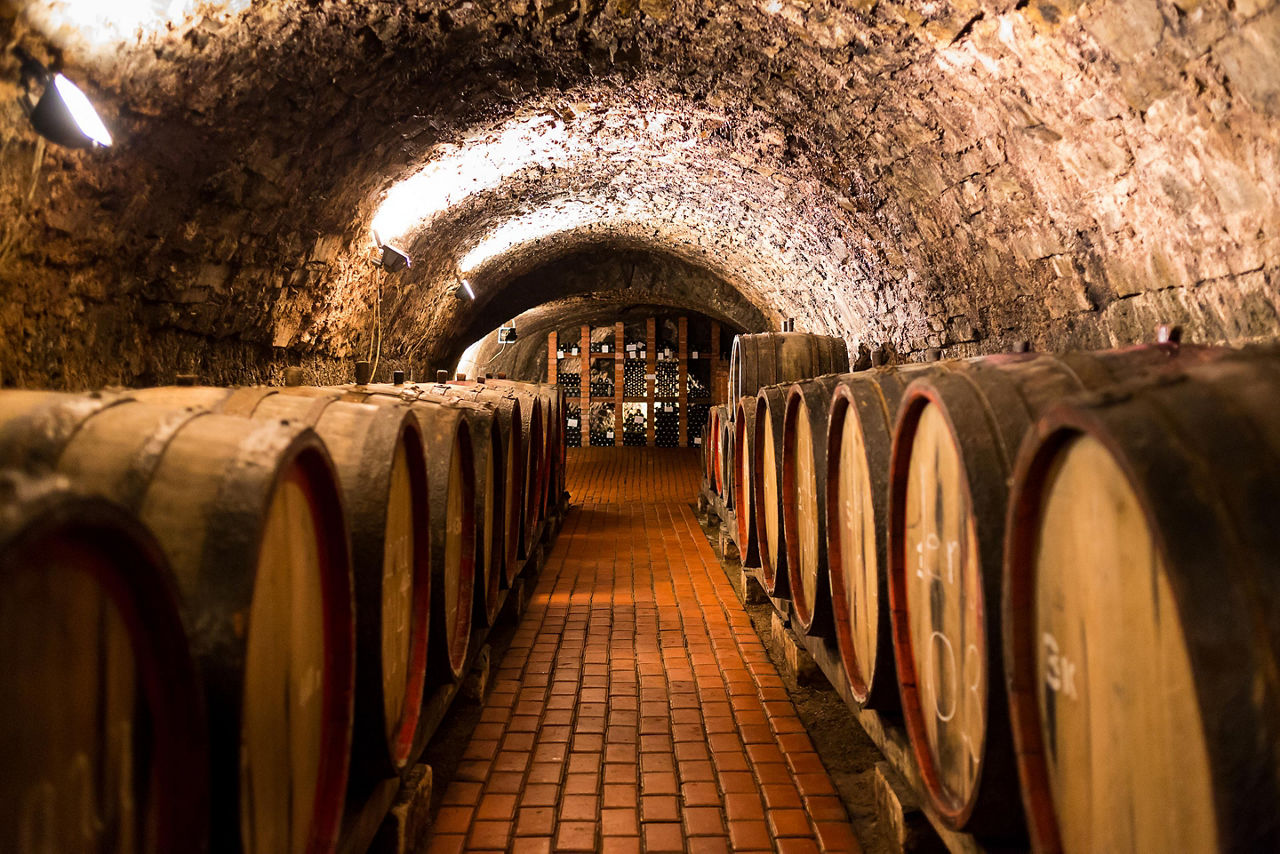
[549,315,727,448]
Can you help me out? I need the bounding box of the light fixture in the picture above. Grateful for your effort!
[14,48,112,149]
[375,243,411,273]
[451,278,475,301]
[499,322,518,343]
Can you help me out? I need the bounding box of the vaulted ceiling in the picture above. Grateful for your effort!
[1,0,1277,387]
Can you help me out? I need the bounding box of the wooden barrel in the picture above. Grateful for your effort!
[490,380,553,522]
[0,471,208,854]
[417,390,505,628]
[732,396,759,567]
[707,407,722,491]
[824,364,942,708]
[133,386,432,780]
[728,331,850,412]
[483,380,547,547]
[752,384,791,597]
[711,409,721,486]
[1004,353,1280,854]
[781,374,846,635]
[718,411,735,510]
[0,390,356,854]
[427,384,525,586]
[887,346,1209,835]
[288,385,477,682]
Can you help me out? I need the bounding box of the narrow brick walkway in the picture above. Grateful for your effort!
[427,448,862,853]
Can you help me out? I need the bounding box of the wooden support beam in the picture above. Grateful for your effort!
[646,317,656,446]
[614,321,624,446]
[547,331,557,385]
[580,325,590,447]
[678,316,689,446]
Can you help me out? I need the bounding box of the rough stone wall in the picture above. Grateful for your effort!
[0,0,1277,388]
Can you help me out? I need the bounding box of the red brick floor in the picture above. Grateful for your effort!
[426,448,862,853]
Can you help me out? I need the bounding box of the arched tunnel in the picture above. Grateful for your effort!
[1,2,1279,853]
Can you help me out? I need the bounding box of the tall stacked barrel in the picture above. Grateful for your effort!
[0,374,567,854]
[716,333,1280,851]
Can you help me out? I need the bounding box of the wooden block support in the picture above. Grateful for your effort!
[740,567,768,605]
[719,523,739,563]
[771,609,826,688]
[460,643,492,704]
[873,762,948,853]
[370,765,434,854]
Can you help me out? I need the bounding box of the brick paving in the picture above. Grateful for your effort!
[426,448,862,853]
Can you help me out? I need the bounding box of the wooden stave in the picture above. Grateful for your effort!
[1004,355,1280,854]
[733,397,760,567]
[781,374,847,636]
[134,386,433,779]
[753,385,791,597]
[0,470,210,854]
[0,390,358,854]
[886,346,1203,836]
[729,332,851,411]
[823,366,939,709]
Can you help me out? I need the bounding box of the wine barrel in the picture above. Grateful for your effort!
[1004,353,1280,854]
[728,331,850,412]
[718,411,735,510]
[483,380,548,547]
[133,386,432,780]
[490,380,553,522]
[412,387,506,628]
[707,406,722,491]
[887,345,1209,835]
[732,397,759,567]
[824,364,943,708]
[781,374,846,636]
[752,384,791,597]
[0,471,208,854]
[428,384,525,586]
[284,385,477,682]
[0,390,356,854]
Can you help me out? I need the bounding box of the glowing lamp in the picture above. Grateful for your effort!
[16,49,112,149]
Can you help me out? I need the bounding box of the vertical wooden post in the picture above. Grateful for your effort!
[614,322,624,446]
[580,325,590,447]
[547,331,558,385]
[646,316,657,447]
[678,316,689,447]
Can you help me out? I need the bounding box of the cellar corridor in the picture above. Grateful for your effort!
[426,447,860,854]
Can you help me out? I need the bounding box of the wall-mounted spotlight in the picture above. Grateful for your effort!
[499,322,518,344]
[451,278,476,301]
[375,243,411,273]
[14,48,112,149]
